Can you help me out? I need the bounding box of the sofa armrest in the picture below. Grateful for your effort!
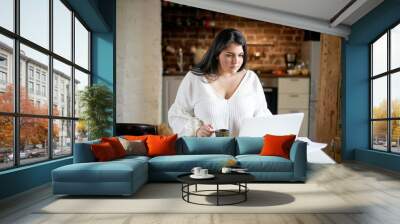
[289,140,307,181]
[73,140,100,163]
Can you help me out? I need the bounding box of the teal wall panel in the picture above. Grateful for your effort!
[0,158,72,199]
[344,0,400,171]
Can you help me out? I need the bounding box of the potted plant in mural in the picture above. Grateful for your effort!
[79,84,113,140]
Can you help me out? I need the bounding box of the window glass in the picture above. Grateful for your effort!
[391,24,400,70]
[74,69,89,118]
[0,34,14,113]
[75,120,88,143]
[74,18,89,70]
[391,72,400,118]
[391,120,400,153]
[372,77,387,119]
[19,117,49,165]
[20,44,49,115]
[0,116,13,170]
[372,121,388,151]
[53,0,72,60]
[20,0,49,49]
[53,119,72,158]
[372,34,387,76]
[53,59,72,117]
[0,0,14,31]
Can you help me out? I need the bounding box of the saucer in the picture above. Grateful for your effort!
[190,174,215,179]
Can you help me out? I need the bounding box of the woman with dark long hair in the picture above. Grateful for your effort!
[168,28,271,137]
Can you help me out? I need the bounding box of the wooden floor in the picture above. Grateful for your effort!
[1,162,400,224]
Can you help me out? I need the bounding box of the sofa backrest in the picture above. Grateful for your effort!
[235,137,263,155]
[74,137,267,161]
[176,137,236,155]
[73,140,100,163]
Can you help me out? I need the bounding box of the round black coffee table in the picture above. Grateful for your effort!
[177,173,255,206]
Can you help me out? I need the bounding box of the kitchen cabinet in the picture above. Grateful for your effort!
[162,76,183,123]
[278,77,310,137]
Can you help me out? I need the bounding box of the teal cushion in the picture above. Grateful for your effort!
[177,137,236,155]
[235,137,263,155]
[117,155,150,163]
[236,155,293,172]
[148,154,235,172]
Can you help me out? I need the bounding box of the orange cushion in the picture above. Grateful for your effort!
[101,137,127,158]
[91,142,117,161]
[146,134,177,157]
[124,135,148,141]
[259,134,296,159]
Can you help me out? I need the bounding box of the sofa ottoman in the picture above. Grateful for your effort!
[52,156,148,196]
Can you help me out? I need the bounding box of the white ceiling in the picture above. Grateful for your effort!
[226,0,352,22]
[168,0,384,38]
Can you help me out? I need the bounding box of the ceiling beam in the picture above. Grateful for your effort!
[330,0,368,27]
[168,0,351,38]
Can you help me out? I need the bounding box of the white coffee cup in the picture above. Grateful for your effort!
[200,169,208,176]
[221,167,232,174]
[191,167,202,176]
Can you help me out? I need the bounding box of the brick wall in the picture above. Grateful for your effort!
[162,2,304,74]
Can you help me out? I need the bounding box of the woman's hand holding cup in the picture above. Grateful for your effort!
[196,123,214,137]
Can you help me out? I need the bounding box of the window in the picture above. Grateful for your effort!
[53,59,71,117]
[28,67,34,80]
[0,34,13,113]
[20,0,49,49]
[0,0,14,32]
[35,70,41,81]
[75,18,90,70]
[53,0,72,60]
[0,0,91,170]
[371,23,400,154]
[0,54,7,86]
[28,81,34,94]
[42,85,46,97]
[0,55,7,67]
[36,83,40,95]
[0,71,6,84]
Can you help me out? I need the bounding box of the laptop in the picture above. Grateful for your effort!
[238,113,304,137]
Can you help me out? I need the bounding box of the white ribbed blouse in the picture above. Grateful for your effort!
[168,70,272,137]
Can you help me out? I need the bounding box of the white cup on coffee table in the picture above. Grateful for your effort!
[200,169,208,176]
[191,167,202,176]
[221,167,232,173]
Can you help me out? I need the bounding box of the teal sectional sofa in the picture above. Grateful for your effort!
[52,137,307,196]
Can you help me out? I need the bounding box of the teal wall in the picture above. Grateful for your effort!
[0,0,116,200]
[344,0,400,171]
[91,0,116,135]
[0,158,72,199]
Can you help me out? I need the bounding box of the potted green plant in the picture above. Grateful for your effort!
[79,84,113,140]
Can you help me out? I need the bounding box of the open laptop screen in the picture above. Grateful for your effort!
[238,113,304,137]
